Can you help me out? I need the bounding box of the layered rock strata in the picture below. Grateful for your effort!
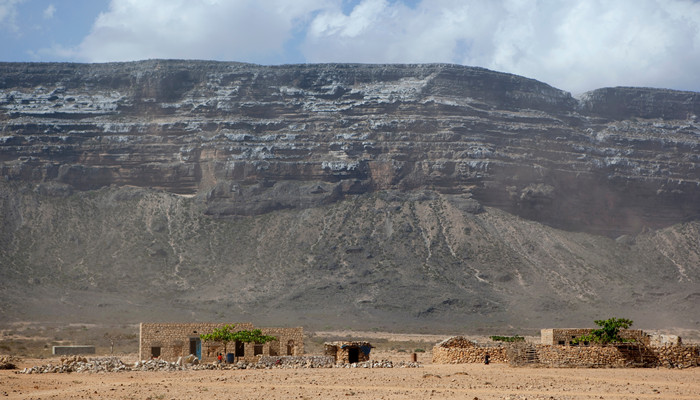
[1,61,698,236]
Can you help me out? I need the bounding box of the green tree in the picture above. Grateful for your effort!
[231,329,277,344]
[574,317,635,344]
[199,324,238,354]
[200,325,277,355]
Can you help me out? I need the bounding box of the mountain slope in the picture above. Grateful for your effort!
[1,183,697,330]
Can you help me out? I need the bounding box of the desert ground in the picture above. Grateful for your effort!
[3,351,700,400]
[2,327,699,400]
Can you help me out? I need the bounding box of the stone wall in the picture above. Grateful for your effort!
[432,345,508,364]
[655,345,700,368]
[536,344,700,368]
[139,323,303,362]
[536,345,628,367]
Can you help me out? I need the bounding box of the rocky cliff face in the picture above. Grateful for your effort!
[1,61,698,330]
[2,60,698,235]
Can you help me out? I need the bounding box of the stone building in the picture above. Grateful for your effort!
[540,328,648,346]
[324,341,373,364]
[139,323,303,362]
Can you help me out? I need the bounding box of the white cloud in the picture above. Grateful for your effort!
[43,0,700,93]
[0,0,25,32]
[43,4,55,19]
[69,0,332,63]
[302,0,700,93]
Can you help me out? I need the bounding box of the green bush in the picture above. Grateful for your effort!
[489,335,525,342]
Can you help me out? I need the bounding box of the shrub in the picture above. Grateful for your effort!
[489,335,525,342]
[573,317,634,344]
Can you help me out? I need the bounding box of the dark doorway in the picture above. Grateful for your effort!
[348,347,359,363]
[269,341,279,356]
[287,340,295,355]
[151,346,161,358]
[189,338,201,359]
[235,341,245,357]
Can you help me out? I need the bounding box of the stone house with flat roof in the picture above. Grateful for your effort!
[139,323,303,362]
[540,328,648,346]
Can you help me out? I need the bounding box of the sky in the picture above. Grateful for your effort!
[1,0,700,94]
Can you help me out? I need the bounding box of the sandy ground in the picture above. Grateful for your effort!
[2,352,698,400]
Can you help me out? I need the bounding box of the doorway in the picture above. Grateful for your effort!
[235,341,245,357]
[189,338,201,359]
[348,347,359,363]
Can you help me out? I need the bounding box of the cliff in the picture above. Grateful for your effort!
[1,61,698,330]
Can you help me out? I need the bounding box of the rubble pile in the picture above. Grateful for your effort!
[19,355,422,373]
[21,356,128,374]
[0,355,20,370]
[436,336,475,348]
[334,360,422,368]
[133,359,185,372]
[257,356,335,369]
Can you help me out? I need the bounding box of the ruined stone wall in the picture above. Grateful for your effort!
[432,345,508,364]
[139,323,303,362]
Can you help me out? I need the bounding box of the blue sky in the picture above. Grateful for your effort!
[2,0,700,94]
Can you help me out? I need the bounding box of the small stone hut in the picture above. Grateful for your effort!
[139,322,303,363]
[324,341,373,364]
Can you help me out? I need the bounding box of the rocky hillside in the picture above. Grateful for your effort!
[0,61,698,331]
